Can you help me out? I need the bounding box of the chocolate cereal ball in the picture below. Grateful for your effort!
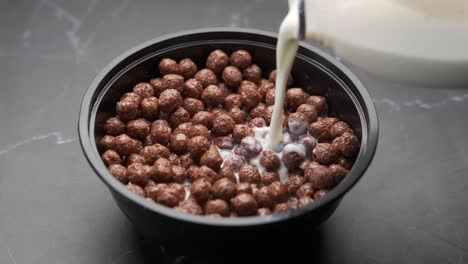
[187,136,211,158]
[200,145,223,171]
[228,107,247,124]
[224,93,243,110]
[239,164,261,184]
[140,97,159,120]
[267,181,289,203]
[304,162,335,189]
[195,69,217,87]
[174,122,192,135]
[104,117,125,136]
[156,186,184,207]
[108,164,127,183]
[127,182,146,197]
[269,70,293,87]
[187,124,210,139]
[162,74,184,92]
[222,155,244,172]
[214,136,233,149]
[172,165,186,183]
[204,199,230,216]
[126,153,145,166]
[182,98,204,117]
[249,117,266,128]
[262,171,280,185]
[338,156,353,170]
[283,150,305,170]
[133,82,154,99]
[140,143,170,164]
[257,208,272,216]
[201,84,224,107]
[239,136,262,157]
[212,178,237,201]
[150,120,171,145]
[152,158,174,183]
[286,88,308,110]
[232,124,254,143]
[313,189,329,200]
[206,49,229,73]
[169,133,189,154]
[217,82,231,97]
[199,165,220,183]
[179,152,194,169]
[191,178,212,203]
[183,78,203,99]
[158,89,183,113]
[191,111,214,129]
[313,143,340,165]
[126,118,150,140]
[100,135,115,150]
[176,198,203,215]
[114,134,140,156]
[231,193,258,216]
[287,112,309,136]
[308,118,338,142]
[179,58,198,79]
[116,99,139,121]
[210,107,226,118]
[218,165,237,183]
[169,107,191,128]
[121,92,141,104]
[159,58,179,75]
[330,121,352,139]
[222,66,243,87]
[186,166,201,182]
[168,153,179,165]
[254,186,274,208]
[101,149,121,166]
[211,113,235,136]
[296,103,318,123]
[265,88,277,106]
[298,196,314,207]
[236,182,253,195]
[243,64,262,84]
[332,132,360,158]
[150,78,165,96]
[284,175,305,196]
[273,202,292,214]
[127,163,149,186]
[239,80,261,109]
[258,80,275,100]
[250,104,266,119]
[307,96,328,116]
[229,50,252,69]
[329,164,349,184]
[296,182,315,197]
[260,150,280,171]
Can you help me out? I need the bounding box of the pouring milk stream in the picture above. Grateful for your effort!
[268,0,468,151]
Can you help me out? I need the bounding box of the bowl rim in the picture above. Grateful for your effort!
[78,27,379,227]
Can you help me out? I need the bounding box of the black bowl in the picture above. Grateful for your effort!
[78,28,378,243]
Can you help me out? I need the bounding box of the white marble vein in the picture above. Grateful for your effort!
[43,0,93,65]
[0,132,77,156]
[373,92,468,112]
[0,239,17,264]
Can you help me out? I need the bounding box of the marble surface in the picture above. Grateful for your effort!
[1,0,468,263]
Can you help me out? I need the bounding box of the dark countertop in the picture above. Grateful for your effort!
[1,0,467,263]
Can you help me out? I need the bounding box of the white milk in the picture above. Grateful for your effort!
[304,0,468,86]
[267,0,301,151]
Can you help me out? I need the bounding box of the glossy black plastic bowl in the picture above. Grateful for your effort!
[78,28,378,242]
